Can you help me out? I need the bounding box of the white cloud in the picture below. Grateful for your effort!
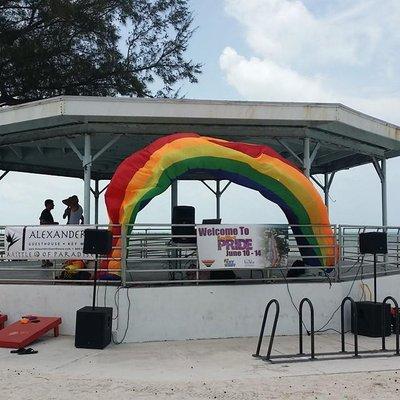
[220,47,329,102]
[221,0,400,123]
[224,0,394,67]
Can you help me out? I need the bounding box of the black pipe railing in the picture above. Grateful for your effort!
[299,298,315,359]
[253,299,280,360]
[382,296,399,355]
[341,296,358,357]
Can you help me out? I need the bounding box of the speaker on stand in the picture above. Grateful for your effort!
[359,231,387,303]
[75,229,113,349]
[171,206,196,244]
[351,231,390,337]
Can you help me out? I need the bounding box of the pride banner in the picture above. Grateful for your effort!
[197,224,288,270]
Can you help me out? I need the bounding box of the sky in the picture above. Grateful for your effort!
[1,0,400,227]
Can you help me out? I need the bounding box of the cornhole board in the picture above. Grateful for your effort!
[0,317,61,349]
[0,314,7,330]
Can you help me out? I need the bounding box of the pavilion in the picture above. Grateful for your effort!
[1,96,399,224]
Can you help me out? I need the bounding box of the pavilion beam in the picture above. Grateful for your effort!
[310,175,324,190]
[275,139,303,165]
[65,138,83,161]
[0,170,9,181]
[92,135,122,162]
[308,128,386,158]
[8,145,23,160]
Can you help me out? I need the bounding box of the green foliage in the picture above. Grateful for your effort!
[0,0,201,106]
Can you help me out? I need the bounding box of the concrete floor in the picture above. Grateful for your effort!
[1,334,400,399]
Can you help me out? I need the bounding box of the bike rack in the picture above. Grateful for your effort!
[252,295,400,364]
[299,298,315,359]
[382,296,399,355]
[252,299,280,361]
[341,296,359,357]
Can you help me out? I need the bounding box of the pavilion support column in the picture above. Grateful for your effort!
[323,172,336,213]
[303,138,311,177]
[275,137,319,178]
[324,173,329,208]
[372,157,387,226]
[201,180,231,220]
[90,181,109,225]
[216,180,221,219]
[171,180,178,217]
[65,134,121,225]
[94,179,99,225]
[83,134,92,225]
[381,158,387,227]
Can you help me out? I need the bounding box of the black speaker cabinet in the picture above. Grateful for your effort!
[359,232,387,254]
[75,306,113,349]
[172,205,196,243]
[83,229,113,255]
[351,301,391,337]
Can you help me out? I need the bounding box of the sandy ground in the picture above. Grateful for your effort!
[0,334,400,399]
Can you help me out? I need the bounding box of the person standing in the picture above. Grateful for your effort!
[39,199,57,267]
[40,199,56,225]
[62,195,84,224]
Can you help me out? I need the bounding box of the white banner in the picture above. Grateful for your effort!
[197,224,288,270]
[4,226,94,260]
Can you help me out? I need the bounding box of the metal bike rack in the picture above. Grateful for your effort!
[382,296,399,355]
[299,298,315,359]
[341,296,359,357]
[253,295,400,364]
[252,299,280,361]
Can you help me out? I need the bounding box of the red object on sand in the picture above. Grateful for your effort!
[0,316,61,349]
[0,314,7,330]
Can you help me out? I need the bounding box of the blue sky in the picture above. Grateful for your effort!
[1,0,400,226]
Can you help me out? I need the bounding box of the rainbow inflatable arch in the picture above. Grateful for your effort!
[105,133,336,272]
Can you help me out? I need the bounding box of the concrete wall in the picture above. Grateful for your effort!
[0,276,399,342]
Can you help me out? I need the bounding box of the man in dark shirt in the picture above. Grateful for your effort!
[39,199,56,267]
[40,199,55,225]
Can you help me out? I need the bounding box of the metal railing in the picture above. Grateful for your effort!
[0,223,400,286]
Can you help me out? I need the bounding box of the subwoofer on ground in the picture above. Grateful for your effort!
[351,301,391,337]
[75,306,113,349]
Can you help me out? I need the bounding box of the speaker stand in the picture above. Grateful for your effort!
[92,256,99,310]
[373,253,377,303]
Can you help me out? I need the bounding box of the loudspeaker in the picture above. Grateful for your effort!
[172,206,196,243]
[75,306,113,349]
[83,229,113,255]
[202,218,222,224]
[359,232,387,254]
[351,301,391,337]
